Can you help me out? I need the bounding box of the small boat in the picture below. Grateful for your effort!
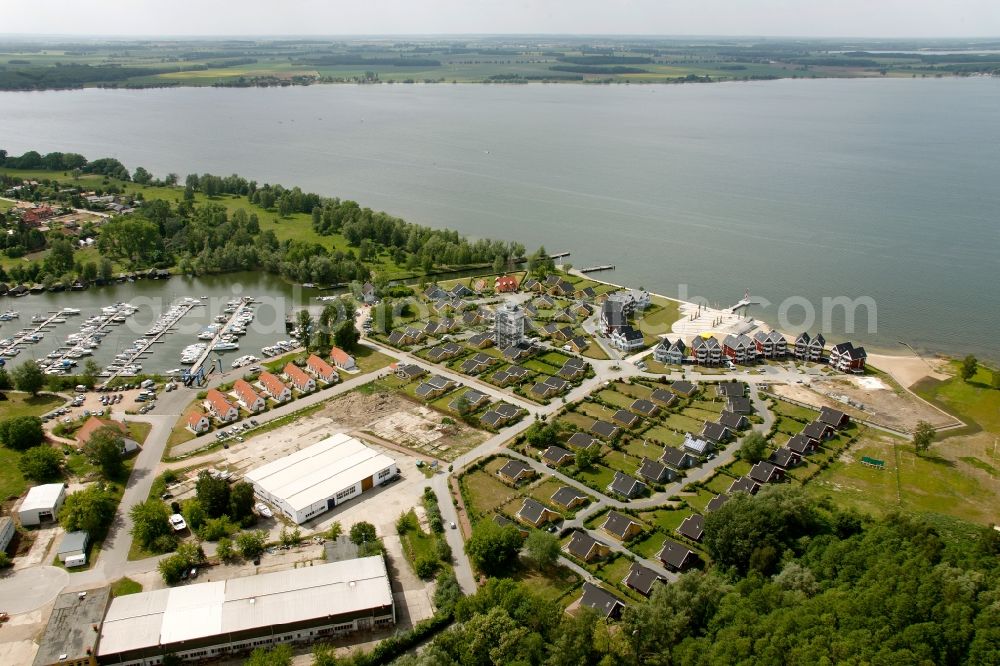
[212,341,239,351]
[61,307,81,315]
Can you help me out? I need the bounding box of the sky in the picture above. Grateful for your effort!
[3,0,999,38]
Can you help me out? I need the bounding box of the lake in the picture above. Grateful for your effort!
[1,78,998,361]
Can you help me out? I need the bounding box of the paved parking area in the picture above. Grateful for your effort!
[0,566,69,614]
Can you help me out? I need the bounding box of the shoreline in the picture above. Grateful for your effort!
[566,267,952,387]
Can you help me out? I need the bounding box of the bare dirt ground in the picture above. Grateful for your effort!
[771,374,957,433]
[867,353,949,388]
[321,390,488,461]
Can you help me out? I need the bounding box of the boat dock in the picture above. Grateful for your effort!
[580,264,615,273]
[188,298,256,376]
[101,298,202,386]
[1,308,79,360]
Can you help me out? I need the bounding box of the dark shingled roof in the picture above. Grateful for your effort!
[658,538,695,571]
[551,486,587,508]
[728,476,761,495]
[566,531,607,561]
[677,514,705,541]
[498,459,534,481]
[591,420,620,440]
[579,582,626,619]
[623,561,663,596]
[567,432,598,450]
[706,494,730,513]
[602,511,641,539]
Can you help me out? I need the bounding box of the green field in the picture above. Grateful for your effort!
[913,364,1000,436]
[0,393,65,498]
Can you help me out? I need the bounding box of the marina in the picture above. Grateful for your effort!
[100,298,204,384]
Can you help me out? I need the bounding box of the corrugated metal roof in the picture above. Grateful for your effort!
[99,557,392,657]
[244,434,395,512]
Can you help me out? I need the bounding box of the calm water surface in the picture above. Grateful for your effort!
[1,79,998,360]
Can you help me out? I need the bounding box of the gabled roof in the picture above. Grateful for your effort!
[802,420,833,440]
[567,432,598,449]
[661,446,695,468]
[706,493,730,512]
[495,403,521,419]
[395,363,426,378]
[613,409,639,428]
[623,561,663,596]
[701,421,731,443]
[608,471,645,497]
[717,381,747,398]
[544,375,569,391]
[579,582,626,619]
[670,380,697,395]
[749,461,782,484]
[590,420,619,440]
[818,406,849,428]
[493,514,516,529]
[517,498,555,524]
[786,434,817,454]
[307,354,337,376]
[542,445,574,465]
[637,457,670,483]
[498,459,534,481]
[677,514,705,541]
[658,538,695,570]
[682,432,712,455]
[616,326,643,342]
[727,396,753,414]
[650,388,677,406]
[233,378,263,406]
[259,371,288,395]
[602,511,642,539]
[480,411,505,428]
[206,388,236,415]
[728,476,761,495]
[566,531,607,561]
[284,362,312,386]
[630,399,658,416]
[187,412,208,428]
[329,347,353,367]
[551,486,587,507]
[768,447,800,468]
[719,410,747,430]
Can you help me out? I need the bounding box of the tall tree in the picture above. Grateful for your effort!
[960,355,979,382]
[737,431,769,463]
[83,425,126,479]
[524,530,560,569]
[465,519,523,576]
[334,320,360,352]
[195,470,231,518]
[12,360,45,396]
[130,499,173,550]
[60,483,119,536]
[18,446,62,481]
[0,416,44,450]
[912,420,935,455]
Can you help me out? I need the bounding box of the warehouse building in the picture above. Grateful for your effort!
[33,586,111,666]
[244,433,398,524]
[19,483,66,526]
[97,556,394,665]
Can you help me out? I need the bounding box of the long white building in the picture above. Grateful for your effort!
[98,556,395,665]
[244,433,398,524]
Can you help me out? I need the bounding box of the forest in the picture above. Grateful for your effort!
[0,149,525,286]
[369,488,1000,666]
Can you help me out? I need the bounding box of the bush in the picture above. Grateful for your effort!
[414,554,439,579]
[216,537,237,562]
[235,530,267,559]
[436,538,453,562]
[199,516,237,542]
[396,511,417,535]
[0,416,44,450]
[18,446,63,481]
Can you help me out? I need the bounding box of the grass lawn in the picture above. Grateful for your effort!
[166,403,201,451]
[637,508,688,533]
[629,532,665,559]
[595,389,635,410]
[703,473,735,495]
[514,564,581,604]
[913,364,1000,436]
[571,463,617,494]
[579,343,609,360]
[462,469,519,518]
[641,426,684,447]
[526,477,572,508]
[0,393,66,497]
[684,488,717,513]
[399,510,440,575]
[613,383,654,400]
[770,398,820,422]
[340,347,394,377]
[806,426,1000,525]
[111,577,143,597]
[635,297,682,338]
[125,421,152,445]
[663,413,705,433]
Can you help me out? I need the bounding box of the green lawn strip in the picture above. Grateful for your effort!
[629,532,665,559]
[111,577,143,597]
[769,398,820,422]
[595,390,635,410]
[612,383,653,400]
[703,473,735,495]
[461,469,519,517]
[636,507,688,533]
[640,426,684,447]
[913,364,1000,436]
[569,463,617,495]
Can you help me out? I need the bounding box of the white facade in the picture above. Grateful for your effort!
[0,516,14,553]
[494,303,525,350]
[18,483,66,526]
[99,557,395,666]
[245,434,398,524]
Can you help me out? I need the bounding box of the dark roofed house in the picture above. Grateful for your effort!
[460,356,493,375]
[468,331,495,348]
[498,459,535,485]
[568,336,590,353]
[607,471,646,499]
[682,433,713,456]
[480,410,506,429]
[728,476,761,495]
[803,420,835,441]
[567,432,598,450]
[706,493,730,513]
[450,283,473,298]
[612,409,640,429]
[769,447,802,469]
[719,410,749,431]
[630,399,659,418]
[650,388,678,408]
[661,447,697,469]
[601,511,644,541]
[717,381,747,399]
[786,434,819,455]
[450,389,489,412]
[591,420,620,441]
[726,396,753,415]
[414,375,457,399]
[670,380,698,397]
[819,406,851,429]
[658,538,696,572]
[578,582,626,620]
[677,514,705,542]
[551,486,588,509]
[495,403,521,420]
[517,498,559,527]
[749,461,784,485]
[542,445,575,467]
[530,376,569,399]
[394,363,427,380]
[829,341,868,374]
[426,342,463,362]
[637,457,675,484]
[701,421,732,444]
[622,561,664,597]
[565,531,610,562]
[502,343,535,362]
[558,360,587,381]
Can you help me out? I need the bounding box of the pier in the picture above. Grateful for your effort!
[101,298,202,386]
[189,298,256,377]
[580,264,615,273]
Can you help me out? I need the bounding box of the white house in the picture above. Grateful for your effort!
[18,483,66,526]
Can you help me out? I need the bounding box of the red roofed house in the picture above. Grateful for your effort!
[284,363,316,393]
[75,416,139,454]
[258,371,292,403]
[186,412,211,434]
[328,347,356,372]
[233,379,266,414]
[307,354,340,383]
[495,275,519,293]
[204,388,239,423]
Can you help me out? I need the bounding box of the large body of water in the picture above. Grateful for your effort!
[1,78,998,361]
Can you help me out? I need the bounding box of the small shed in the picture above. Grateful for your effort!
[58,530,89,566]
